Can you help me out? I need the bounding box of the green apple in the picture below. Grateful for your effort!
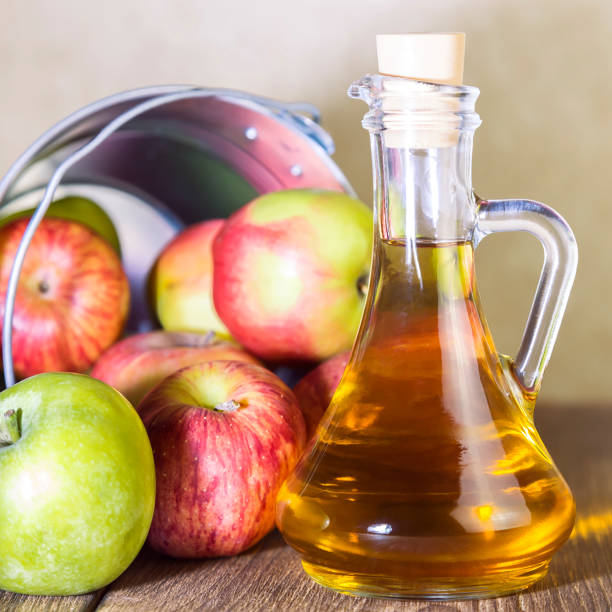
[0,373,155,595]
[0,196,121,254]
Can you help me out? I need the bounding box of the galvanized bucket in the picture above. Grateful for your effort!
[0,85,355,386]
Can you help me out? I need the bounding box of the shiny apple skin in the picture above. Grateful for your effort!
[0,373,155,595]
[91,330,260,406]
[151,219,229,335]
[293,351,350,439]
[212,190,371,362]
[0,217,129,378]
[139,360,306,558]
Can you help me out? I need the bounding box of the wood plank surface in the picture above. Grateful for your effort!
[0,591,100,612]
[2,405,611,611]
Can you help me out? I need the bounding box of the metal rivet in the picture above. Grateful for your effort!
[244,127,258,140]
[290,164,303,177]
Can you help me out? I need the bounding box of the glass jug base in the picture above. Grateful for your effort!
[301,559,550,600]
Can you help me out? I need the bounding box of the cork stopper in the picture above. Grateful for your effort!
[376,33,466,148]
[376,33,465,85]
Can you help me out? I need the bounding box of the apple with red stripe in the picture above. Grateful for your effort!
[139,360,306,558]
[92,330,259,406]
[0,217,129,379]
[293,351,350,440]
[212,190,371,362]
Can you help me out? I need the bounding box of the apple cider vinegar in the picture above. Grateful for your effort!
[277,33,578,599]
[276,241,575,597]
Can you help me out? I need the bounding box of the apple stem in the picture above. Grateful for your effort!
[214,400,241,413]
[0,408,21,446]
[357,274,369,296]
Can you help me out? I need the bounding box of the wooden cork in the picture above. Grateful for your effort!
[376,33,466,148]
[376,33,465,85]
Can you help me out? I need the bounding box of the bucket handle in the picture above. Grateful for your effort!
[1,87,226,388]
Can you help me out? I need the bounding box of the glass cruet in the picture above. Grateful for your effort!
[276,34,578,600]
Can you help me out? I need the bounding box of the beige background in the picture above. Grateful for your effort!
[0,0,609,404]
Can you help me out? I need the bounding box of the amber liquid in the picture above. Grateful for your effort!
[277,241,575,599]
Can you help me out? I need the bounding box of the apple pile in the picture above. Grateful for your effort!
[0,188,368,594]
[123,189,368,559]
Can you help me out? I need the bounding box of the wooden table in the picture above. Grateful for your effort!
[3,405,611,611]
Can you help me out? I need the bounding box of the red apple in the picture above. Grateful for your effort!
[293,352,350,439]
[150,219,229,335]
[212,189,371,362]
[91,330,260,406]
[139,360,306,558]
[0,217,129,378]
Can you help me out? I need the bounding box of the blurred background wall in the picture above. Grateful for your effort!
[1,0,609,404]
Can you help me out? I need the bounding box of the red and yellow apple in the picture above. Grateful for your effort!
[212,189,371,362]
[91,330,260,406]
[150,219,229,335]
[293,351,350,439]
[139,360,306,558]
[0,217,129,379]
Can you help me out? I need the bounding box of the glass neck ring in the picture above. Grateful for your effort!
[349,74,482,244]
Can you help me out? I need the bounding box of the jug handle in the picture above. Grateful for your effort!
[474,197,578,394]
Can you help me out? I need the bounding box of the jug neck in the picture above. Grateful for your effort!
[349,74,481,243]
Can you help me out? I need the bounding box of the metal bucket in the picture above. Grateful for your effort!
[0,86,354,385]
[0,85,355,386]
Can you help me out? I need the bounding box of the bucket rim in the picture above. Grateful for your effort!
[0,84,356,204]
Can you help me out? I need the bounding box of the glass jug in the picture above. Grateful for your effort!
[276,73,578,599]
